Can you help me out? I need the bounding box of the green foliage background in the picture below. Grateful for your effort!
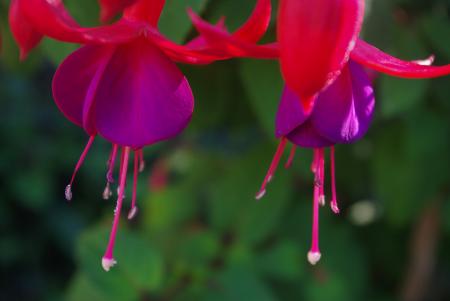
[1,0,450,300]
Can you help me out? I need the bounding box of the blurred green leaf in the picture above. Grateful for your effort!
[66,274,111,301]
[77,225,164,300]
[256,240,303,281]
[421,13,450,60]
[207,147,292,245]
[204,267,278,301]
[159,0,209,43]
[240,60,283,136]
[379,76,428,118]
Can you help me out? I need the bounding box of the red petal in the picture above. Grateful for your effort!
[233,0,272,43]
[277,0,365,108]
[20,0,141,44]
[352,39,450,78]
[9,0,43,60]
[123,0,165,26]
[99,0,136,22]
[187,9,278,59]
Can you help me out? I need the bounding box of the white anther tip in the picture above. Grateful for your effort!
[139,161,145,173]
[255,189,266,200]
[331,202,340,214]
[319,195,326,207]
[65,185,73,201]
[127,206,138,220]
[307,251,321,265]
[102,257,117,272]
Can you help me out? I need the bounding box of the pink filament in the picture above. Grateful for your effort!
[318,148,325,200]
[129,150,139,219]
[138,149,145,172]
[311,148,319,173]
[310,179,321,253]
[330,147,340,214]
[255,137,288,200]
[285,145,297,169]
[69,135,95,186]
[103,147,130,261]
[106,144,118,183]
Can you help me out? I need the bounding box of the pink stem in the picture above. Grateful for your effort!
[65,135,95,201]
[307,181,322,265]
[330,147,340,214]
[102,147,130,271]
[128,151,139,220]
[318,148,325,205]
[69,136,95,185]
[138,149,145,172]
[285,145,297,169]
[106,144,118,183]
[255,137,288,200]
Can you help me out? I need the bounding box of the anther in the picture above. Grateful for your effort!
[103,182,112,200]
[307,251,322,265]
[128,206,138,220]
[65,185,72,201]
[101,257,117,272]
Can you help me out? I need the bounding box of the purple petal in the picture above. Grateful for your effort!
[287,119,334,148]
[53,45,114,135]
[275,86,311,138]
[92,39,194,148]
[311,61,375,144]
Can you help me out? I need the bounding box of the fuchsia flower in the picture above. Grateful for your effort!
[10,0,273,271]
[256,61,375,265]
[277,0,450,111]
[187,0,450,266]
[254,0,450,265]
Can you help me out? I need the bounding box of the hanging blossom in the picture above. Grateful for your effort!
[189,0,450,265]
[9,0,273,271]
[277,0,450,111]
[256,61,375,265]
[257,55,441,265]
[262,0,450,265]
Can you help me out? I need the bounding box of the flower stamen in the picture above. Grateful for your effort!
[318,148,326,207]
[128,150,139,220]
[255,137,288,200]
[308,177,322,265]
[284,145,297,169]
[65,135,95,201]
[330,147,340,214]
[106,144,119,183]
[138,149,145,173]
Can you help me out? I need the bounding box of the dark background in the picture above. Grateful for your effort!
[1,0,450,300]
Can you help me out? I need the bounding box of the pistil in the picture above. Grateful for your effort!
[102,147,130,272]
[308,176,322,265]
